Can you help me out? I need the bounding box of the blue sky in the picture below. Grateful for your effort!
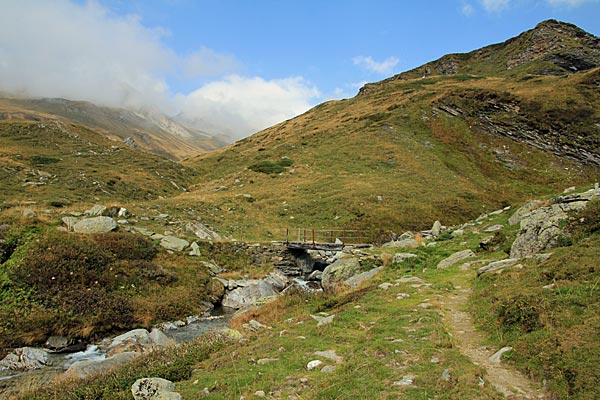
[1,0,599,137]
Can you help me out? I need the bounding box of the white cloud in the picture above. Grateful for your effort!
[480,0,510,12]
[176,75,320,137]
[181,47,240,78]
[546,0,599,6]
[462,3,475,15]
[352,56,399,75]
[0,0,174,110]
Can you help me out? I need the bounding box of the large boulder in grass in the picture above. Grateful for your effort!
[160,236,189,252]
[131,377,182,400]
[321,257,363,290]
[73,216,118,234]
[0,347,48,371]
[222,280,277,309]
[436,249,476,269]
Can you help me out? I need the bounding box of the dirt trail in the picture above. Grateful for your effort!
[441,286,547,399]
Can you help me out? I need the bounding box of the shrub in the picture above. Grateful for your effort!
[249,158,294,174]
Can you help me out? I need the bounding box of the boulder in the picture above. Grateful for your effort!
[484,224,504,233]
[200,260,224,275]
[106,329,152,357]
[321,257,363,290]
[185,222,222,241]
[159,236,189,252]
[149,329,176,348]
[73,216,118,234]
[85,205,108,217]
[477,258,520,276]
[67,352,138,379]
[188,241,201,256]
[510,204,567,258]
[392,253,418,264]
[22,208,36,218]
[437,249,476,269]
[131,377,182,400]
[264,269,290,291]
[344,266,384,288]
[0,347,48,371]
[61,216,79,231]
[508,200,543,226]
[431,220,442,237]
[382,239,418,248]
[222,280,277,309]
[45,336,71,352]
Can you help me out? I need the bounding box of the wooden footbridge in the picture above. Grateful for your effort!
[282,228,371,251]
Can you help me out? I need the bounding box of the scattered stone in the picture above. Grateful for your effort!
[310,314,335,327]
[307,270,323,281]
[0,347,48,371]
[257,358,279,365]
[484,224,504,233]
[160,236,189,252]
[489,346,513,363]
[396,293,410,300]
[431,220,442,237]
[245,319,269,331]
[477,258,520,276]
[392,253,418,264]
[306,360,323,371]
[22,208,36,218]
[264,269,290,291]
[200,261,224,275]
[254,390,266,398]
[382,239,419,248]
[45,336,71,352]
[321,365,336,373]
[451,229,464,238]
[441,369,451,382]
[543,283,557,290]
[430,356,440,364]
[188,241,202,256]
[314,350,343,364]
[396,276,424,284]
[212,328,243,341]
[437,249,476,269]
[73,216,118,234]
[393,375,415,386]
[62,216,79,231]
[379,282,394,290]
[85,205,107,217]
[131,377,182,400]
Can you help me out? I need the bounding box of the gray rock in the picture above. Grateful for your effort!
[222,280,277,309]
[306,360,323,371]
[131,377,182,400]
[508,200,543,226]
[160,236,189,252]
[134,227,155,236]
[117,207,131,218]
[67,352,138,379]
[22,208,36,218]
[257,358,279,365]
[72,217,117,234]
[310,314,335,327]
[392,253,417,264]
[489,346,513,363]
[477,259,520,276]
[185,222,222,241]
[188,241,201,256]
[437,249,476,269]
[200,260,224,275]
[106,329,152,357]
[451,229,464,238]
[378,282,394,290]
[314,350,343,364]
[344,266,384,288]
[0,347,48,371]
[61,216,79,231]
[85,205,107,217]
[393,375,415,386]
[431,220,442,237]
[484,224,504,233]
[510,204,568,258]
[321,257,363,290]
[382,239,418,248]
[441,369,451,382]
[264,269,290,291]
[307,270,323,281]
[45,336,71,351]
[149,329,176,348]
[321,365,336,373]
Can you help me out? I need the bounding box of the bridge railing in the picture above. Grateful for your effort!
[283,228,367,246]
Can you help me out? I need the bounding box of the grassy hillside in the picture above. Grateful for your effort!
[0,120,197,207]
[0,97,227,160]
[180,68,600,241]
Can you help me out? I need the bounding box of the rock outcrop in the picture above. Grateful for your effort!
[72,216,118,234]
